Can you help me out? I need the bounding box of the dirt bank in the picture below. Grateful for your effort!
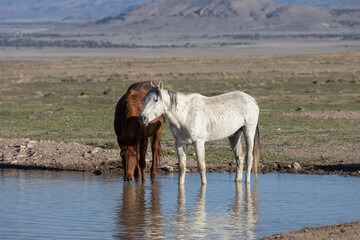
[1,137,359,177]
[262,221,360,240]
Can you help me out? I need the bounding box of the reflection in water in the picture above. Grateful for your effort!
[231,183,259,239]
[175,184,187,239]
[3,170,359,239]
[194,185,206,238]
[114,179,163,239]
[171,182,259,239]
[114,177,259,239]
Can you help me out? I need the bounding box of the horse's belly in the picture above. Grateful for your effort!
[205,118,244,141]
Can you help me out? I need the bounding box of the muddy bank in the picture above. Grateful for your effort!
[1,138,359,177]
[262,221,360,240]
[0,138,121,173]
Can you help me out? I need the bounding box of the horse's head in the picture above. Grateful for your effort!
[120,145,138,181]
[138,81,166,126]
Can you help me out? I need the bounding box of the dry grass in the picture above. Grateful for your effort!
[0,52,359,166]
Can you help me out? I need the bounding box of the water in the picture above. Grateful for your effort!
[1,169,359,239]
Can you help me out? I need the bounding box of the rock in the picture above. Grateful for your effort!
[14,145,25,149]
[91,148,100,154]
[284,165,291,169]
[93,170,102,175]
[296,107,305,111]
[291,161,301,170]
[161,166,174,172]
[26,143,34,148]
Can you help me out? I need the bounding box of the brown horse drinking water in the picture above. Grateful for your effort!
[114,82,165,182]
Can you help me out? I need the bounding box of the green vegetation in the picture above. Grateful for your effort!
[0,52,359,165]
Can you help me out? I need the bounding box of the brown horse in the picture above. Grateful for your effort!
[114,82,165,182]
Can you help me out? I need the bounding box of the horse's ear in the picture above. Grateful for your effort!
[158,81,164,91]
[149,81,154,88]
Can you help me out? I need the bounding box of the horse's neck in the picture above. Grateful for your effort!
[163,90,189,130]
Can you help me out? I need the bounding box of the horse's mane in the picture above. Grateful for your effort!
[167,90,178,111]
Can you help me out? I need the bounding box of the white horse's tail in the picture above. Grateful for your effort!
[252,124,260,177]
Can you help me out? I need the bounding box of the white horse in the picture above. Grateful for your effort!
[138,81,260,185]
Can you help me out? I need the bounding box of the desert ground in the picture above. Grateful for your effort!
[0,49,359,238]
[1,39,360,60]
[0,50,359,173]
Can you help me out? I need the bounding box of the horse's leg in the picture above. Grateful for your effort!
[228,129,244,182]
[117,137,127,178]
[139,138,148,183]
[194,140,207,185]
[244,124,257,183]
[134,143,141,180]
[150,128,162,179]
[176,141,187,185]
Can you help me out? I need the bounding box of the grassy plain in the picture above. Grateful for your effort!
[0,52,359,167]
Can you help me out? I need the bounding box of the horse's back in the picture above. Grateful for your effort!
[203,91,258,118]
[207,91,256,105]
[199,91,259,140]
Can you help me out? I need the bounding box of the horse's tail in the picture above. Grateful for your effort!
[252,124,260,177]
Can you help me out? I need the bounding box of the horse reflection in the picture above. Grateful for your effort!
[173,182,259,239]
[114,180,163,239]
[174,185,187,238]
[193,185,206,238]
[230,183,259,239]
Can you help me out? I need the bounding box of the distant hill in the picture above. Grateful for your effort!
[67,0,359,37]
[1,0,359,22]
[0,0,151,22]
[272,0,360,9]
[1,0,360,48]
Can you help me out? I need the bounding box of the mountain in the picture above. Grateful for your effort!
[2,0,360,48]
[0,0,151,22]
[68,0,358,37]
[272,0,360,9]
[1,0,359,23]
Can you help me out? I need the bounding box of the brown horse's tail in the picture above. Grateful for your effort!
[252,124,260,177]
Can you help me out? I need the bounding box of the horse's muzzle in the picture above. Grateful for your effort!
[138,115,149,126]
[123,174,133,181]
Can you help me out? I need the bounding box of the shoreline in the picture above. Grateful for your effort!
[1,137,359,177]
[261,221,360,240]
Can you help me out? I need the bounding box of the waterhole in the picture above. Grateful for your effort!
[1,169,359,239]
